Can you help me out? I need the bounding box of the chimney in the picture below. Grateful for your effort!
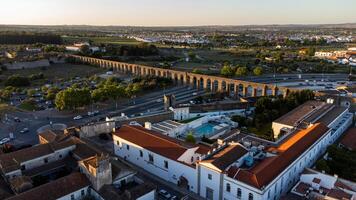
[145,122,152,130]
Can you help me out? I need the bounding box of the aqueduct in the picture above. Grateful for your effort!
[71,55,297,98]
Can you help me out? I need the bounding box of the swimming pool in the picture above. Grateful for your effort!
[194,123,216,137]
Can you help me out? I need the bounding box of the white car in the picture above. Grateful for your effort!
[0,138,11,145]
[192,92,198,96]
[158,189,171,199]
[73,115,83,120]
[20,128,29,134]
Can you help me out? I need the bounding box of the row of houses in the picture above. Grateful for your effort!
[112,99,355,200]
[0,130,155,200]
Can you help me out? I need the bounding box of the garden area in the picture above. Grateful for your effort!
[232,90,315,140]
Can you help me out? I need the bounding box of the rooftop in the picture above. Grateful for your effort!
[339,127,356,150]
[114,125,201,161]
[0,138,77,173]
[7,173,90,200]
[200,143,248,172]
[274,101,325,126]
[227,123,329,189]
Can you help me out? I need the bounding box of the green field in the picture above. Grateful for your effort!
[0,63,106,88]
[62,36,141,46]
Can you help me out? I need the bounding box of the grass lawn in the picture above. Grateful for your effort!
[18,102,38,111]
[0,63,106,88]
[247,122,273,140]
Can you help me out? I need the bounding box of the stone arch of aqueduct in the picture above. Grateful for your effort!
[71,55,297,98]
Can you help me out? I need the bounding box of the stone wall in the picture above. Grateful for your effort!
[79,121,116,138]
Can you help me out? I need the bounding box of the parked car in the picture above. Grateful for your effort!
[158,189,172,199]
[14,117,21,122]
[73,115,83,120]
[0,138,11,145]
[20,128,29,134]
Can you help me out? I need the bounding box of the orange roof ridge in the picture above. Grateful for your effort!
[277,123,322,152]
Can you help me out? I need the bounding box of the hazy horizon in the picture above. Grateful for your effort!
[1,0,356,26]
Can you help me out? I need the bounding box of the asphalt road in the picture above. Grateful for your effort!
[238,73,349,83]
[0,85,204,146]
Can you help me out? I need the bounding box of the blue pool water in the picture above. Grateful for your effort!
[194,123,216,137]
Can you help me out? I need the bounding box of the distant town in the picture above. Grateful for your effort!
[0,23,355,200]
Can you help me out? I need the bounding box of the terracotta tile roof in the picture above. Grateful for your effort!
[72,142,99,160]
[228,123,329,189]
[294,182,310,195]
[335,180,355,192]
[312,178,321,184]
[274,101,325,126]
[196,144,213,155]
[327,188,353,200]
[6,173,90,200]
[114,125,189,160]
[317,106,347,126]
[340,128,356,150]
[201,144,248,171]
[0,139,77,173]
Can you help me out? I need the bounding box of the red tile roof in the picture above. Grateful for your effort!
[274,101,325,126]
[201,144,248,171]
[114,125,191,160]
[228,123,329,189]
[312,178,321,184]
[340,128,356,150]
[7,173,90,200]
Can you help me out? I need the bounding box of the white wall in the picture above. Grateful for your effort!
[113,135,198,193]
[199,165,222,200]
[57,186,89,200]
[137,190,155,200]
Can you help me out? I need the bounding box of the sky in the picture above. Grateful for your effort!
[0,0,356,26]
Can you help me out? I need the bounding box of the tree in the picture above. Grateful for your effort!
[253,66,263,76]
[55,87,91,110]
[80,45,91,55]
[220,65,234,77]
[185,132,196,144]
[27,89,36,97]
[235,67,248,76]
[4,75,30,87]
[187,51,196,61]
[46,87,60,100]
[316,159,331,173]
[192,68,203,74]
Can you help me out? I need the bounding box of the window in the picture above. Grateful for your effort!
[237,188,241,199]
[71,194,74,200]
[139,150,143,157]
[226,183,231,192]
[208,174,212,180]
[126,144,130,150]
[206,187,214,200]
[268,190,270,199]
[81,190,85,196]
[191,156,194,162]
[117,140,120,146]
[248,193,254,200]
[59,154,62,158]
[21,165,26,171]
[149,154,154,163]
[164,160,168,169]
[44,158,48,163]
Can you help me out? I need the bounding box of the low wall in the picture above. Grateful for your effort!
[117,112,174,126]
[79,121,116,138]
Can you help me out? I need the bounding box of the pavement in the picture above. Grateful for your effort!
[0,85,205,147]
